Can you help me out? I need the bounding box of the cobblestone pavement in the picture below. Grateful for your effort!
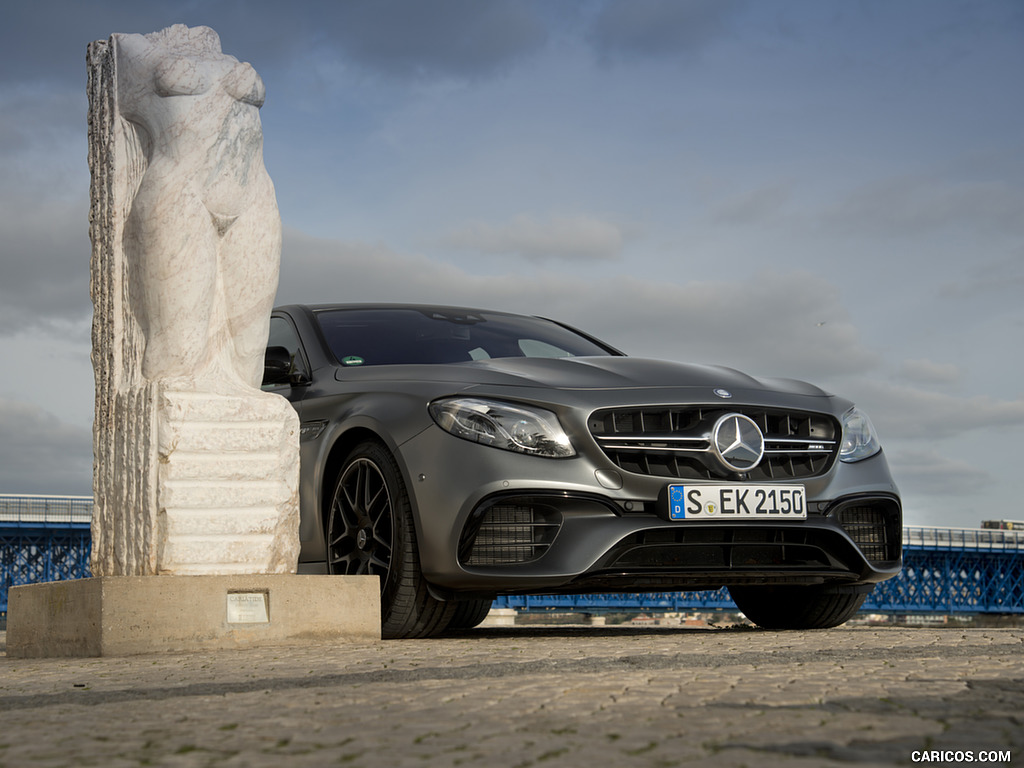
[0,626,1021,767]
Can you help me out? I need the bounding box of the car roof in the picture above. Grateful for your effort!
[285,303,527,318]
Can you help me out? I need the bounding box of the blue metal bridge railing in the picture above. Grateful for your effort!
[866,526,1024,615]
[1,495,92,614]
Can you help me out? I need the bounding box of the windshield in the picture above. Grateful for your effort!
[315,308,618,367]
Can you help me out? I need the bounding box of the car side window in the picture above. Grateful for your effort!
[263,316,310,388]
[518,338,575,358]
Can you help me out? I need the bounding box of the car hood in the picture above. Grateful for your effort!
[337,356,830,398]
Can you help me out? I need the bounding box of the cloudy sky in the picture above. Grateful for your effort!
[2,1,1022,528]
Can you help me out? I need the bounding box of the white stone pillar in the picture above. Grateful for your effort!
[87,25,300,577]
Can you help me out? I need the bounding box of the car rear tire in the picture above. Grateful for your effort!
[728,585,869,630]
[446,598,494,631]
[327,441,454,638]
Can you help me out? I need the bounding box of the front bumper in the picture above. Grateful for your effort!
[397,425,902,596]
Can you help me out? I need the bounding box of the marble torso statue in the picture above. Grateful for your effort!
[117,25,281,390]
[89,25,298,577]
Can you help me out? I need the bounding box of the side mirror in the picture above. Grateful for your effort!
[263,346,294,385]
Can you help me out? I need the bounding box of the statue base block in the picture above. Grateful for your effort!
[6,575,380,658]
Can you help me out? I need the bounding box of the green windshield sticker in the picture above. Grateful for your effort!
[342,356,365,366]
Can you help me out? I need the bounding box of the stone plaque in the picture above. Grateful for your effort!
[226,591,270,624]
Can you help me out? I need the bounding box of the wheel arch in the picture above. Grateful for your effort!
[322,427,385,526]
[319,425,423,540]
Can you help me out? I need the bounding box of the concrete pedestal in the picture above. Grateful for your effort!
[6,575,379,658]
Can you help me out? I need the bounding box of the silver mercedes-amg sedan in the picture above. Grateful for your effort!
[263,304,901,638]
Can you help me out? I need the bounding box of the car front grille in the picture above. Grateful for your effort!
[459,500,562,566]
[833,500,902,563]
[588,405,840,481]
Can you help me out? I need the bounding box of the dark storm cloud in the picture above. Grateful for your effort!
[1,1,315,88]
[2,1,179,86]
[1,0,547,89]
[589,0,745,62]
[0,398,92,495]
[0,195,91,333]
[0,0,543,337]
[0,90,91,334]
[311,0,548,79]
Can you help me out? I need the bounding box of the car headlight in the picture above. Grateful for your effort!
[840,407,881,463]
[429,398,575,458]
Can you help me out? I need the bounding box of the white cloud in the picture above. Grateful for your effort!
[938,250,1024,300]
[897,358,963,386]
[887,448,991,499]
[823,174,1024,239]
[276,232,472,305]
[885,446,995,527]
[278,229,876,378]
[438,214,625,262]
[706,183,793,226]
[853,380,1024,441]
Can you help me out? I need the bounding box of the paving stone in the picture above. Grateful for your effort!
[1,626,1022,766]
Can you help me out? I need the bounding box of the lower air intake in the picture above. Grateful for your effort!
[460,499,562,566]
[835,502,901,563]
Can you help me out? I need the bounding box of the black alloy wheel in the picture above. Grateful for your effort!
[327,454,394,578]
[327,441,454,638]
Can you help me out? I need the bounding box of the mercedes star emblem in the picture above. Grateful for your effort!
[712,413,765,472]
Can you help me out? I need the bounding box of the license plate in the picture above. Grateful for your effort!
[668,485,807,520]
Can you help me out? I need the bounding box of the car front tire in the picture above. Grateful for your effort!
[326,440,454,638]
[445,598,495,631]
[728,585,869,630]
